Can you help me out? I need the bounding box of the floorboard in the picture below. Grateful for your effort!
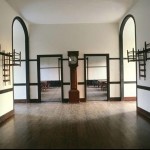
[0,101,150,149]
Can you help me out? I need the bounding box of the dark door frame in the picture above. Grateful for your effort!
[84,54,110,101]
[37,54,64,103]
[12,16,30,102]
[119,14,137,101]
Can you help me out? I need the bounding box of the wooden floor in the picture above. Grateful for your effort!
[0,101,150,149]
[41,87,61,102]
[87,87,107,101]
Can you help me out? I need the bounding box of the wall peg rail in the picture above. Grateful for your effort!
[145,42,150,60]
[0,49,21,83]
[127,41,150,80]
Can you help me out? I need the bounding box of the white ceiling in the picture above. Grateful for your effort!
[6,0,137,24]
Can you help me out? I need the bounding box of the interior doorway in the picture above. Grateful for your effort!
[12,17,29,103]
[37,55,63,102]
[84,54,109,101]
[120,15,137,101]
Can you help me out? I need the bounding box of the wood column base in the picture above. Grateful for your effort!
[69,90,80,103]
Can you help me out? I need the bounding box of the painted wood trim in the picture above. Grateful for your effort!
[12,16,30,102]
[137,85,150,91]
[109,82,120,84]
[14,99,27,103]
[30,83,38,86]
[62,98,85,103]
[137,107,150,120]
[124,81,136,84]
[80,98,86,102]
[123,97,136,101]
[29,59,37,61]
[30,99,39,103]
[0,110,14,124]
[119,14,137,101]
[63,98,69,103]
[0,88,13,94]
[63,82,70,85]
[14,83,26,86]
[37,55,64,103]
[109,58,120,60]
[109,97,121,101]
[78,82,85,85]
[84,54,110,101]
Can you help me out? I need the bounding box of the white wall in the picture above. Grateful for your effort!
[120,0,150,112]
[40,57,61,81]
[87,56,107,80]
[29,23,119,99]
[0,0,19,117]
[30,23,119,58]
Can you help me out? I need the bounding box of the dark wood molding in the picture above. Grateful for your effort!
[137,107,150,120]
[63,82,70,85]
[37,55,64,103]
[62,98,86,103]
[29,59,37,61]
[88,66,107,68]
[124,81,136,84]
[109,81,120,84]
[14,99,27,103]
[80,98,86,102]
[84,54,110,101]
[14,83,26,86]
[109,97,121,101]
[123,97,136,101]
[137,85,150,91]
[109,58,120,60]
[63,98,69,103]
[12,16,30,102]
[119,14,137,101]
[0,88,13,94]
[30,83,38,86]
[30,99,39,103]
[78,82,85,85]
[0,110,14,124]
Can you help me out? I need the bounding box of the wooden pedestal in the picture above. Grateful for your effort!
[69,89,80,103]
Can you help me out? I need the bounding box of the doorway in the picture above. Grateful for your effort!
[119,15,137,101]
[12,17,29,103]
[37,55,63,102]
[84,54,109,101]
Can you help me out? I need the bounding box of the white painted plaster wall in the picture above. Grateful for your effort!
[0,0,19,117]
[120,0,150,112]
[29,23,119,99]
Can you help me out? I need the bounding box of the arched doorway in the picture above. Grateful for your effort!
[119,15,137,101]
[12,17,29,102]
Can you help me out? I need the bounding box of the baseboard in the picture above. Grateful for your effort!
[80,98,86,102]
[0,110,14,124]
[62,98,86,103]
[123,97,136,101]
[30,99,39,103]
[109,97,121,101]
[137,107,150,120]
[14,99,27,103]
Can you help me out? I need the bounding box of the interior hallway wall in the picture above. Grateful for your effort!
[120,0,150,113]
[0,0,21,119]
[29,23,120,100]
